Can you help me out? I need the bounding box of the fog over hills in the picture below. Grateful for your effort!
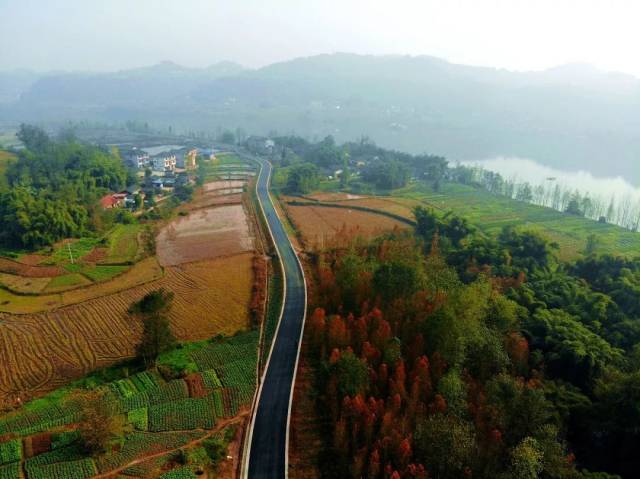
[2,53,639,182]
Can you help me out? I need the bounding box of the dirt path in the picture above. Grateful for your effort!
[90,414,248,479]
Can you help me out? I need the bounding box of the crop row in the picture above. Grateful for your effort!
[201,369,222,390]
[148,397,218,432]
[0,462,20,479]
[25,457,96,479]
[217,359,256,389]
[109,371,160,400]
[95,431,204,474]
[120,379,189,412]
[159,466,198,479]
[127,407,148,431]
[0,439,21,465]
[190,331,259,371]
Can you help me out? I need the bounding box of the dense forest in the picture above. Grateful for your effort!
[0,125,129,248]
[305,205,639,478]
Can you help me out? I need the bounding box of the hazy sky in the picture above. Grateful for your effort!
[2,0,640,76]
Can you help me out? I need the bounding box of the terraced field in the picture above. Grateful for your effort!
[297,181,640,261]
[0,253,254,403]
[0,331,258,478]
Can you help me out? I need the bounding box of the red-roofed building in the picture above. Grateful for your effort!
[100,194,124,209]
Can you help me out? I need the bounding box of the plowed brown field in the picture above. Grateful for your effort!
[285,203,410,248]
[156,204,254,266]
[0,253,254,402]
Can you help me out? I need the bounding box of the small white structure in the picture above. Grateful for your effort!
[152,155,177,172]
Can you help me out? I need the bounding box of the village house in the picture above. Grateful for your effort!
[100,192,126,209]
[127,153,150,169]
[152,155,177,172]
[176,149,198,170]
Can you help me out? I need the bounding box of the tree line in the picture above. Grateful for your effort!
[0,125,130,249]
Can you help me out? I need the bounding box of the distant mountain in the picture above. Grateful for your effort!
[0,69,40,103]
[3,54,640,182]
[14,61,245,109]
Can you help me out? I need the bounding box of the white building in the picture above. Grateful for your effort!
[152,155,177,172]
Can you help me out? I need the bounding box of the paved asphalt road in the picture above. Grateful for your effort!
[244,154,307,478]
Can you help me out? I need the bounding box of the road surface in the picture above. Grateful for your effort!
[244,154,307,478]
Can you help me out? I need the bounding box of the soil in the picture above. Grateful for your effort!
[0,257,64,278]
[156,205,255,266]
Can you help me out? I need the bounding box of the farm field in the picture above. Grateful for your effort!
[393,182,640,261]
[198,152,256,182]
[0,153,267,478]
[0,172,261,403]
[156,204,254,266]
[0,330,259,478]
[0,251,254,404]
[283,200,411,248]
[0,257,163,314]
[298,180,640,261]
[0,224,147,300]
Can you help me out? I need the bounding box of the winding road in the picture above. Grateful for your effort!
[241,153,307,478]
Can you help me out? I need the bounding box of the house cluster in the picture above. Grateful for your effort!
[99,185,143,210]
[125,148,198,173]
[126,152,177,172]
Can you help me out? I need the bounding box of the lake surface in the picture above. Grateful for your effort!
[463,157,640,205]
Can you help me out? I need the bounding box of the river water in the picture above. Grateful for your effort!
[462,157,640,205]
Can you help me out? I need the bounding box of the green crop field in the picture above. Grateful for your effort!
[391,182,640,261]
[0,330,259,478]
[105,224,142,264]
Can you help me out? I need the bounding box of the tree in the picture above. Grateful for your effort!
[414,414,475,478]
[130,289,176,366]
[134,193,143,210]
[17,124,50,152]
[286,163,320,194]
[516,183,533,203]
[77,390,123,454]
[331,350,369,397]
[566,196,584,216]
[509,437,543,479]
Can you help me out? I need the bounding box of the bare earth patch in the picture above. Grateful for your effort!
[156,205,254,266]
[17,254,49,266]
[0,257,64,278]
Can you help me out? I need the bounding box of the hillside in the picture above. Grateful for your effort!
[2,54,640,182]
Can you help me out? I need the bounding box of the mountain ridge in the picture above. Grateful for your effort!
[2,53,639,182]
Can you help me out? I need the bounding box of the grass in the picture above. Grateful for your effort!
[0,273,50,294]
[81,265,129,282]
[44,273,91,292]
